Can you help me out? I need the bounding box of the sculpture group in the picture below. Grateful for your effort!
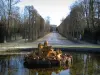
[24,41,72,68]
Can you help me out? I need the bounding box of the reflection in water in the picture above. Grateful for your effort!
[0,52,100,75]
[0,55,70,75]
[70,53,100,75]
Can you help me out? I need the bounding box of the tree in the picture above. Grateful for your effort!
[58,1,85,40]
[23,5,50,41]
[58,0,100,43]
[6,0,20,41]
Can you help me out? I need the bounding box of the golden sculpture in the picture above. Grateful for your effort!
[36,41,62,60]
[24,41,73,68]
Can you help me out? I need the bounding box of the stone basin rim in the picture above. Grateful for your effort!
[0,45,100,53]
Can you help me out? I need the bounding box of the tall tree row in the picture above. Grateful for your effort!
[21,5,50,42]
[0,1,50,43]
[0,0,20,42]
[58,0,100,43]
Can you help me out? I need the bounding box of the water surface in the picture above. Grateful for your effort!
[0,51,100,75]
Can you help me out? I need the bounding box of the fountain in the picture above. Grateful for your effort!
[24,41,72,68]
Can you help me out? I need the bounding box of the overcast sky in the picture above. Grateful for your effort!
[17,0,77,26]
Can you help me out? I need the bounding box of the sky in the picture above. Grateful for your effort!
[17,0,77,26]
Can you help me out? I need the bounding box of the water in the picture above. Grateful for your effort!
[0,51,100,75]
